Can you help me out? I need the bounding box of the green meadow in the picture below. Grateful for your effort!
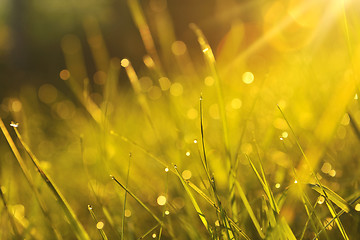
[1,0,360,239]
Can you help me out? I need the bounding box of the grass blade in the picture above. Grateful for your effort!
[309,184,350,213]
[173,165,210,233]
[11,124,90,240]
[278,106,350,240]
[234,181,265,239]
[87,205,109,240]
[111,175,163,226]
[138,223,160,239]
[122,153,132,240]
[0,119,63,240]
[246,154,279,214]
[0,186,21,239]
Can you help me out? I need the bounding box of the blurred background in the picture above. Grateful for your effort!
[0,0,258,98]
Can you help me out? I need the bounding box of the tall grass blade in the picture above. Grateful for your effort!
[173,165,210,233]
[0,119,63,240]
[246,154,279,214]
[278,106,350,239]
[234,181,265,239]
[122,153,132,240]
[11,125,90,240]
[87,205,109,240]
[190,23,238,222]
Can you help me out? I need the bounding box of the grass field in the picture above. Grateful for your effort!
[1,0,360,239]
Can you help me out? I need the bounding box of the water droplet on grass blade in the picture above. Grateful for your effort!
[317,196,325,204]
[355,203,360,211]
[10,122,19,128]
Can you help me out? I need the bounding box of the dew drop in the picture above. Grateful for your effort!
[355,203,360,211]
[164,167,169,172]
[152,233,157,238]
[165,210,170,215]
[194,139,198,144]
[317,196,325,204]
[185,151,190,157]
[88,205,93,210]
[10,122,19,128]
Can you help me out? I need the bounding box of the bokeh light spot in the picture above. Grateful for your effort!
[170,83,183,96]
[231,98,242,109]
[93,71,107,85]
[204,76,215,86]
[242,72,254,84]
[124,209,131,217]
[38,84,58,104]
[11,100,22,112]
[121,58,130,68]
[209,104,220,119]
[182,170,192,180]
[157,195,167,206]
[59,69,71,80]
[171,41,187,56]
[148,86,162,100]
[159,77,171,91]
[321,162,332,174]
[96,221,104,229]
[187,108,198,119]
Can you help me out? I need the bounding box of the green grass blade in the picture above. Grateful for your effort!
[190,23,238,223]
[12,126,90,240]
[245,154,279,214]
[325,200,349,240]
[309,184,350,213]
[235,181,265,239]
[0,186,21,239]
[87,205,109,240]
[173,165,210,233]
[122,153,131,240]
[138,223,160,239]
[111,175,163,226]
[278,106,350,239]
[0,119,63,240]
[279,217,297,240]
